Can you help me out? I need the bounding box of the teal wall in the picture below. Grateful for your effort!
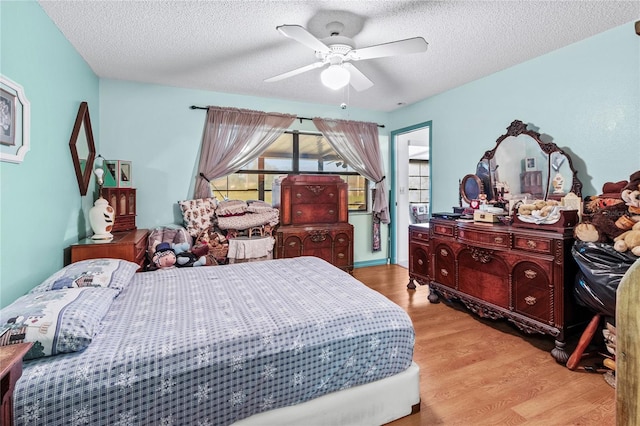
[97,80,390,267]
[388,21,640,215]
[1,1,638,308]
[0,1,99,308]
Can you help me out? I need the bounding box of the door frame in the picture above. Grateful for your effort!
[389,121,432,265]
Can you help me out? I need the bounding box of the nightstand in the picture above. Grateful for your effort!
[1,343,32,426]
[70,228,149,270]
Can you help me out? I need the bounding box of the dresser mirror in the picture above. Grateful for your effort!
[476,120,582,202]
[69,102,96,196]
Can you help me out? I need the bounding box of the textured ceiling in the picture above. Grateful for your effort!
[38,1,639,112]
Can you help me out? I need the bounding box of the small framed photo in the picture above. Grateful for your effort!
[525,157,537,171]
[103,160,132,188]
[0,88,16,146]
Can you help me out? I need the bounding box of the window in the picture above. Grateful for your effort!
[210,131,368,211]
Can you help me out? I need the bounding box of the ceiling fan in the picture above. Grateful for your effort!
[264,22,428,91]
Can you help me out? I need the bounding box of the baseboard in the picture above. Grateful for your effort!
[354,259,389,268]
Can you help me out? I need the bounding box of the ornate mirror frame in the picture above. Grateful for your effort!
[479,120,582,201]
[69,102,96,196]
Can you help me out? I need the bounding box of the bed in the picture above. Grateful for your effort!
[7,256,419,425]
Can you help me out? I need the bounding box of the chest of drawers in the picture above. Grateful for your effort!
[408,219,588,363]
[275,175,354,273]
[70,228,149,270]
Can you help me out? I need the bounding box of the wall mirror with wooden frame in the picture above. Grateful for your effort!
[69,102,96,196]
[475,120,582,202]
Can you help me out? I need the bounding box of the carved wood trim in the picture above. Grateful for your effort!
[305,185,326,194]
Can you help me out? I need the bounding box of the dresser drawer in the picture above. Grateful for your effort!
[458,228,510,249]
[334,232,351,247]
[433,243,455,287]
[513,262,552,324]
[292,204,339,224]
[292,184,339,204]
[432,222,455,237]
[513,235,553,255]
[410,228,430,243]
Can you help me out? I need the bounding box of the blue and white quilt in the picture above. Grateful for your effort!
[14,257,415,425]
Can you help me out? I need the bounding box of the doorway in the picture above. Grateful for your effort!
[390,121,432,267]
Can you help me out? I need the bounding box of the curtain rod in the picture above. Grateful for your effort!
[189,105,385,128]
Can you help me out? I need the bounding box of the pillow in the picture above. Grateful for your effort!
[178,198,217,237]
[247,200,277,214]
[29,258,138,294]
[0,287,118,359]
[216,199,248,217]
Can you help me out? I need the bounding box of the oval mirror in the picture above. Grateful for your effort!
[69,102,96,196]
[460,174,484,204]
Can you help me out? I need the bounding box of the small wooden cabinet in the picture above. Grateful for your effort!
[1,343,32,426]
[275,175,354,273]
[102,187,136,232]
[408,219,588,363]
[70,228,149,270]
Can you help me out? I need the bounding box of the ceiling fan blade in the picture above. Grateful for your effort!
[343,63,373,92]
[348,37,428,61]
[276,25,331,54]
[264,61,325,83]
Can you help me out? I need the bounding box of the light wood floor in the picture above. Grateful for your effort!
[353,264,615,426]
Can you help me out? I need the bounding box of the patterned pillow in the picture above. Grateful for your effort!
[247,200,277,214]
[178,198,217,237]
[216,199,248,216]
[0,287,118,359]
[29,259,138,294]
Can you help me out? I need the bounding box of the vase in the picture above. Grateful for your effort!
[89,196,115,240]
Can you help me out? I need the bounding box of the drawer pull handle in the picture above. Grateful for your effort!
[337,253,345,259]
[329,192,335,198]
[525,296,537,306]
[296,193,302,198]
[417,233,423,238]
[526,240,537,249]
[494,236,503,244]
[440,249,448,257]
[338,238,345,243]
[296,211,302,216]
[417,259,423,266]
[328,209,335,215]
[440,269,448,277]
[288,241,297,247]
[524,269,537,279]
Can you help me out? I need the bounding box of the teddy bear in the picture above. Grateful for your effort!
[574,171,640,250]
[613,221,640,256]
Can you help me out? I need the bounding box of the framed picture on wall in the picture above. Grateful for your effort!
[0,75,30,163]
[525,157,537,171]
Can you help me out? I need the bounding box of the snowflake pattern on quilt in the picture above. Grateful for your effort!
[13,257,414,426]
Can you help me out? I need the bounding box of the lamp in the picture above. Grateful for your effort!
[320,64,350,90]
[89,158,115,240]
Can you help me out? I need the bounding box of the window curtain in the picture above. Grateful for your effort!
[312,118,390,225]
[194,107,296,199]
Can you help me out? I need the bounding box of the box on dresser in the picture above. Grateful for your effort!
[275,174,354,273]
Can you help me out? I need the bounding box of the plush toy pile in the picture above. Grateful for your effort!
[574,171,640,256]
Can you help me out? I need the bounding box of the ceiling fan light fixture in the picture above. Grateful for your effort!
[320,65,350,90]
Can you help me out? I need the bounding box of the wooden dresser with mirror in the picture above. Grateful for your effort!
[409,120,588,363]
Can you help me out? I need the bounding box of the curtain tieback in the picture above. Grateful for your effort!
[375,176,386,184]
[199,173,211,182]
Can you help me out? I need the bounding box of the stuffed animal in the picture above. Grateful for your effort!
[613,221,640,256]
[152,242,177,269]
[574,171,640,249]
[171,242,206,267]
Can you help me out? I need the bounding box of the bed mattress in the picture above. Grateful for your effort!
[13,256,415,425]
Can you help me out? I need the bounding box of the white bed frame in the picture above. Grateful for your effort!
[233,362,421,426]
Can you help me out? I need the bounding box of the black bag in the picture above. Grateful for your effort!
[572,241,637,318]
